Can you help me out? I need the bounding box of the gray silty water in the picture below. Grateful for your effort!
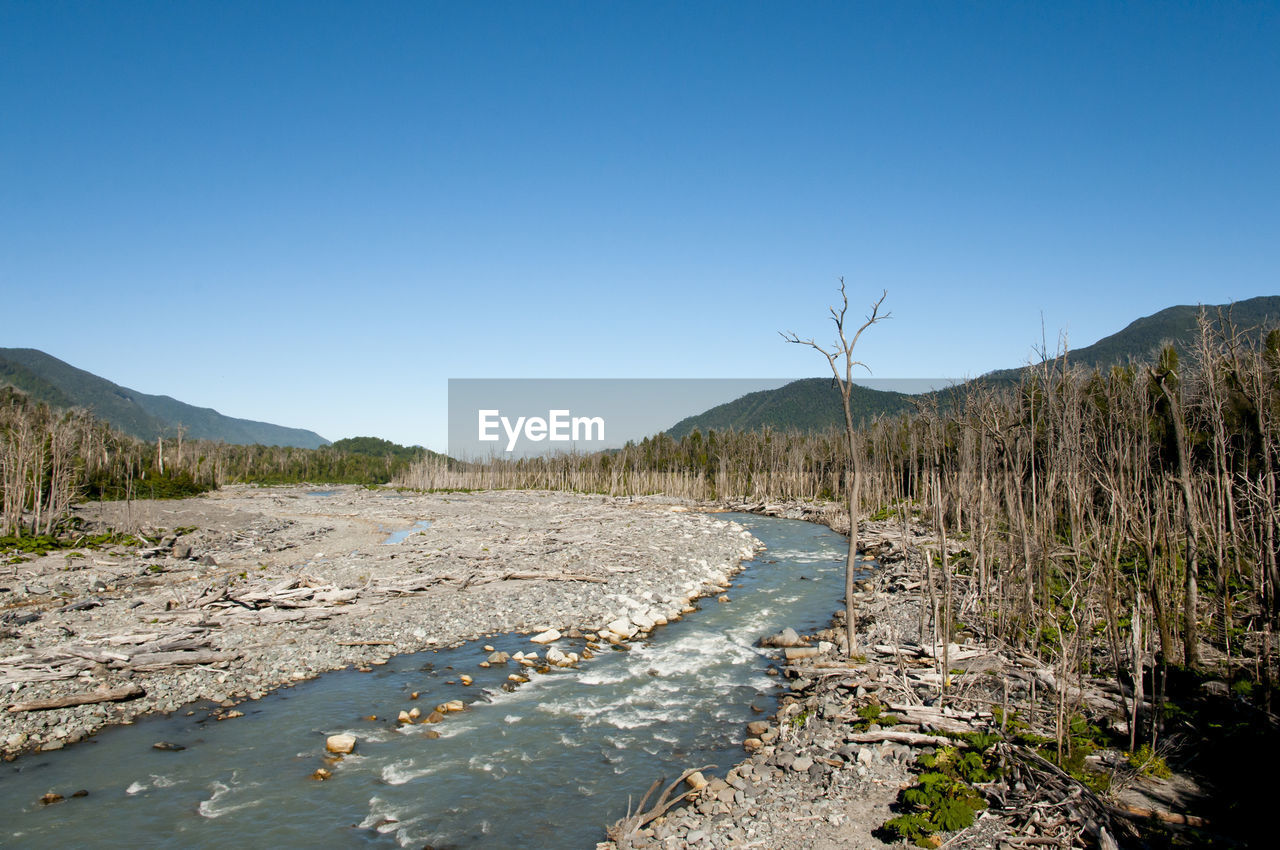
[0,514,861,848]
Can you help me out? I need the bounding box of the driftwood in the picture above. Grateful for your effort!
[497,571,606,583]
[606,764,715,848]
[989,742,1143,846]
[841,730,958,747]
[1114,803,1208,828]
[375,576,461,594]
[0,665,91,686]
[8,683,144,713]
[55,599,102,613]
[130,649,239,671]
[878,704,981,734]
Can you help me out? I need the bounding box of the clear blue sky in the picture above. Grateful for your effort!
[3,1,1277,449]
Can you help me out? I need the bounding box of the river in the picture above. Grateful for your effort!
[0,513,860,848]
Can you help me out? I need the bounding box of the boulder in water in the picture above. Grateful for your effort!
[326,734,356,754]
[760,627,802,648]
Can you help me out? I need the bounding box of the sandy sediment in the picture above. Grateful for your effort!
[1,486,760,757]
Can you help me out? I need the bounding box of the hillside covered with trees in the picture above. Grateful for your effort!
[0,348,330,448]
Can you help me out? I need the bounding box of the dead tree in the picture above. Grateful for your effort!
[781,279,889,658]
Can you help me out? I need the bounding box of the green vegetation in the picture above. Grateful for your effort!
[882,744,994,847]
[0,383,441,537]
[1,528,145,562]
[1126,744,1172,779]
[84,468,214,501]
[851,702,901,729]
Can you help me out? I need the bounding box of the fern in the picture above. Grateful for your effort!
[883,743,995,844]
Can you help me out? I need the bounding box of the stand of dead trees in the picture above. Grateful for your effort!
[0,387,425,537]
[400,311,1280,735]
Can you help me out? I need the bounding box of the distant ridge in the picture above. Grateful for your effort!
[666,378,915,439]
[666,296,1280,437]
[0,347,329,448]
[980,295,1280,383]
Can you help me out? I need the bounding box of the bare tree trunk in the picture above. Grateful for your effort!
[781,280,888,660]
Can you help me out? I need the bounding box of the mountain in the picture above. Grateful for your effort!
[0,348,329,448]
[667,378,916,439]
[981,295,1280,383]
[666,296,1280,436]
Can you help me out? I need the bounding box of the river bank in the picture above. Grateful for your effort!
[601,505,938,850]
[1,486,759,758]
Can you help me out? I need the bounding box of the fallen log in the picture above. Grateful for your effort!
[606,763,715,846]
[498,572,607,583]
[881,705,979,733]
[128,650,239,671]
[1114,803,1208,828]
[8,683,145,713]
[55,599,103,613]
[374,576,462,594]
[841,730,958,747]
[64,647,131,664]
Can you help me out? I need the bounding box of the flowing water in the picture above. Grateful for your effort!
[0,513,861,848]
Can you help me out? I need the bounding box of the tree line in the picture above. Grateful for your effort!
[0,387,428,537]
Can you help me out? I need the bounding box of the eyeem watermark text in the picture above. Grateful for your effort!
[478,409,606,452]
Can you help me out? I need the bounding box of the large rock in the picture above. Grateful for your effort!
[606,618,638,639]
[760,627,802,648]
[685,771,709,790]
[530,629,562,644]
[325,734,356,754]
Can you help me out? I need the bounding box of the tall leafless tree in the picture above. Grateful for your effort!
[780,279,889,657]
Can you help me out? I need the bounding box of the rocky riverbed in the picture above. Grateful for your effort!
[1,486,759,757]
[601,512,933,850]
